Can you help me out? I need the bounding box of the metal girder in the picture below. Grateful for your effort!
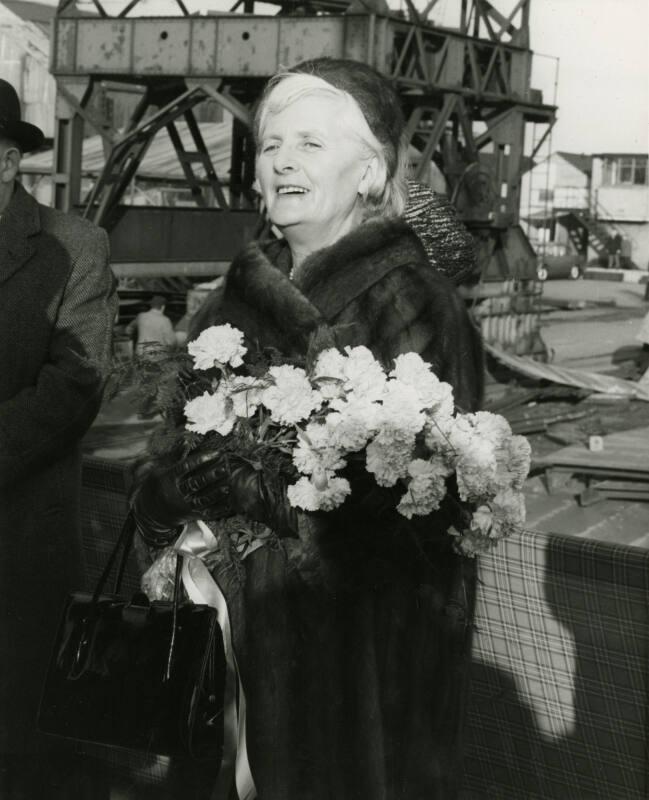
[461,0,530,47]
[193,83,252,127]
[406,96,458,182]
[51,13,542,109]
[52,78,93,212]
[166,110,228,208]
[81,84,228,226]
[50,0,553,308]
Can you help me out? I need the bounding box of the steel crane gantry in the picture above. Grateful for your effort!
[51,0,556,353]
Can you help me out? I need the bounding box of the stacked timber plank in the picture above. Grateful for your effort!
[539,425,649,503]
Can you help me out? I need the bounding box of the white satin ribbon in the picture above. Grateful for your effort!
[175,521,257,800]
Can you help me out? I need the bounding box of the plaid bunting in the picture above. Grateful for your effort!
[461,531,649,799]
[80,457,649,798]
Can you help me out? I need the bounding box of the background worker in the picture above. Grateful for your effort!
[126,293,177,355]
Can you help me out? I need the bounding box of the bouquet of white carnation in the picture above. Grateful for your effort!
[179,323,531,557]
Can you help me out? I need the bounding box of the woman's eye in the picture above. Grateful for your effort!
[303,140,322,150]
[262,143,279,154]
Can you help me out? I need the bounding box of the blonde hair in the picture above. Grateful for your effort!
[254,72,408,219]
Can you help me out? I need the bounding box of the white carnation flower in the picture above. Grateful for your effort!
[423,413,455,455]
[445,415,480,456]
[363,383,423,487]
[470,504,494,536]
[342,346,387,401]
[446,411,530,500]
[261,365,324,425]
[390,353,455,415]
[451,488,526,557]
[184,388,236,436]
[365,433,414,487]
[470,411,513,445]
[292,421,347,475]
[327,396,382,452]
[287,475,351,512]
[455,444,499,501]
[381,379,427,434]
[187,324,246,370]
[496,435,532,491]
[397,458,451,518]
[490,487,526,537]
[312,348,347,400]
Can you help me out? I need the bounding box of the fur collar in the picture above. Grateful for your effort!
[225,240,325,354]
[231,217,427,321]
[191,217,429,356]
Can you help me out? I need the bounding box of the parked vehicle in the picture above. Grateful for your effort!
[536,253,584,281]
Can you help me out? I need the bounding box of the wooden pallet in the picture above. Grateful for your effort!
[579,479,649,506]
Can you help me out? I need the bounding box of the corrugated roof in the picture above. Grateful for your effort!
[20,120,234,182]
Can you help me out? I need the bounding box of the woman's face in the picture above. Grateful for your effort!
[256,93,373,248]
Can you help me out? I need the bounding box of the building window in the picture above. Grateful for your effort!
[603,156,648,186]
[538,188,554,201]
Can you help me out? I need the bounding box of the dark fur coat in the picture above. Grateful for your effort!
[189,218,484,800]
[190,217,483,412]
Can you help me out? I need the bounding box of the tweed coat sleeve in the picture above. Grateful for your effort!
[0,226,117,487]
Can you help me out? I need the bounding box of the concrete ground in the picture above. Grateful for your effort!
[541,276,647,309]
[516,278,649,545]
[539,278,647,370]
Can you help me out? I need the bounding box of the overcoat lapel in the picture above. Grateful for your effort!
[0,183,40,286]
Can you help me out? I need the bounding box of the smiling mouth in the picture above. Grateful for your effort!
[276,186,308,195]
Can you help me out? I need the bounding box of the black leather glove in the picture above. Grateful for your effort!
[229,461,299,539]
[132,449,233,547]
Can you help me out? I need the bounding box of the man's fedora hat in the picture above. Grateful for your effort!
[0,79,44,153]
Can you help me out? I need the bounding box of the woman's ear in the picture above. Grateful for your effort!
[358,155,380,201]
[252,177,261,195]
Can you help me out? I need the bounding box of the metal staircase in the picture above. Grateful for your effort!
[558,203,635,267]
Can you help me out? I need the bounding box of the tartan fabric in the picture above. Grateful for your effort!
[461,531,649,800]
[80,457,140,593]
[79,458,649,798]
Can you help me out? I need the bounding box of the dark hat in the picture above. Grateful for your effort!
[0,79,44,153]
[289,58,405,178]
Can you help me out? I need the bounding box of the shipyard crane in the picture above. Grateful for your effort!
[51,0,556,354]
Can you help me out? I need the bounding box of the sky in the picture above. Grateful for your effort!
[33,0,649,155]
[527,0,649,155]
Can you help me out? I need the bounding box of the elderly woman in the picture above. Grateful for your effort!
[134,58,484,800]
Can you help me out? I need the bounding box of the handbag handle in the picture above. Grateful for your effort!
[70,512,184,681]
[92,510,137,602]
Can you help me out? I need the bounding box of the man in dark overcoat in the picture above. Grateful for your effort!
[0,79,117,796]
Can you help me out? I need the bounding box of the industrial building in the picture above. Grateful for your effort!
[522,149,649,271]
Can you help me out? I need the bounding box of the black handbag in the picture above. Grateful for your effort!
[38,513,226,763]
